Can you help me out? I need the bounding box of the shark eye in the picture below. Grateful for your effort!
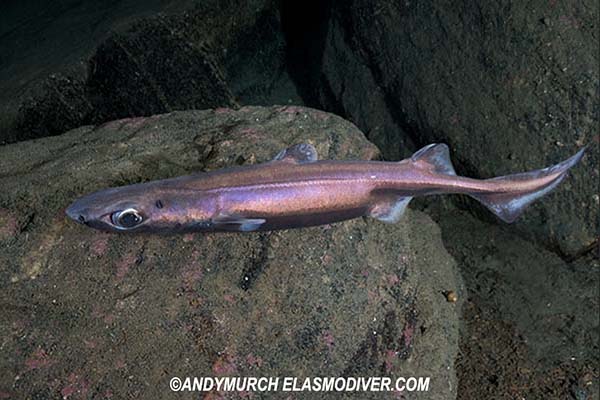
[111,208,143,229]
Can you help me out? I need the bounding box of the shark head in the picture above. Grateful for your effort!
[66,181,216,233]
[66,183,156,232]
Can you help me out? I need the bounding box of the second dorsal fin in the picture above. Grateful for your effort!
[273,143,318,164]
[411,143,456,176]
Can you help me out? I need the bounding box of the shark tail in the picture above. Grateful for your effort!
[372,144,584,225]
[468,147,585,223]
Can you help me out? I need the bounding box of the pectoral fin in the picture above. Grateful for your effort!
[212,214,266,231]
[273,143,318,164]
[369,196,413,223]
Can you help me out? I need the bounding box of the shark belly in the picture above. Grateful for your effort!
[216,181,373,231]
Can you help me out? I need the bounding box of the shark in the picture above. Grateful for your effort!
[65,143,585,233]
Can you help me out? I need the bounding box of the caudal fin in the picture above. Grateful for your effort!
[470,148,585,223]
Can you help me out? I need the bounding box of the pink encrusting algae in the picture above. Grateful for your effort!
[0,209,19,240]
[320,330,335,351]
[114,253,137,280]
[212,353,238,375]
[89,234,110,257]
[60,372,91,399]
[24,348,53,370]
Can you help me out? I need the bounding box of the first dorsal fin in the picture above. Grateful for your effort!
[411,143,456,176]
[273,143,318,164]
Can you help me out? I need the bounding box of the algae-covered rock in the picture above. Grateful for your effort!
[0,106,463,399]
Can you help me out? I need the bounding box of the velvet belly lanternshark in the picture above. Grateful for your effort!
[66,143,585,233]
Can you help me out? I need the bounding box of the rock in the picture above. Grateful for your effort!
[284,0,599,257]
[434,207,599,366]
[0,0,194,143]
[225,11,303,107]
[433,207,598,398]
[85,14,235,123]
[0,106,463,399]
[0,0,281,144]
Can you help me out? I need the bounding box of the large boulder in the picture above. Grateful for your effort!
[0,0,289,144]
[0,0,195,143]
[0,107,464,399]
[284,0,599,257]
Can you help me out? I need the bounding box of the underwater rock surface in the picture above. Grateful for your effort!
[0,0,280,144]
[0,107,464,399]
[285,0,599,257]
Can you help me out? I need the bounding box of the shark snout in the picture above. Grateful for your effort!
[66,201,89,225]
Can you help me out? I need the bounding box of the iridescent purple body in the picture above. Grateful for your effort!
[65,143,585,233]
